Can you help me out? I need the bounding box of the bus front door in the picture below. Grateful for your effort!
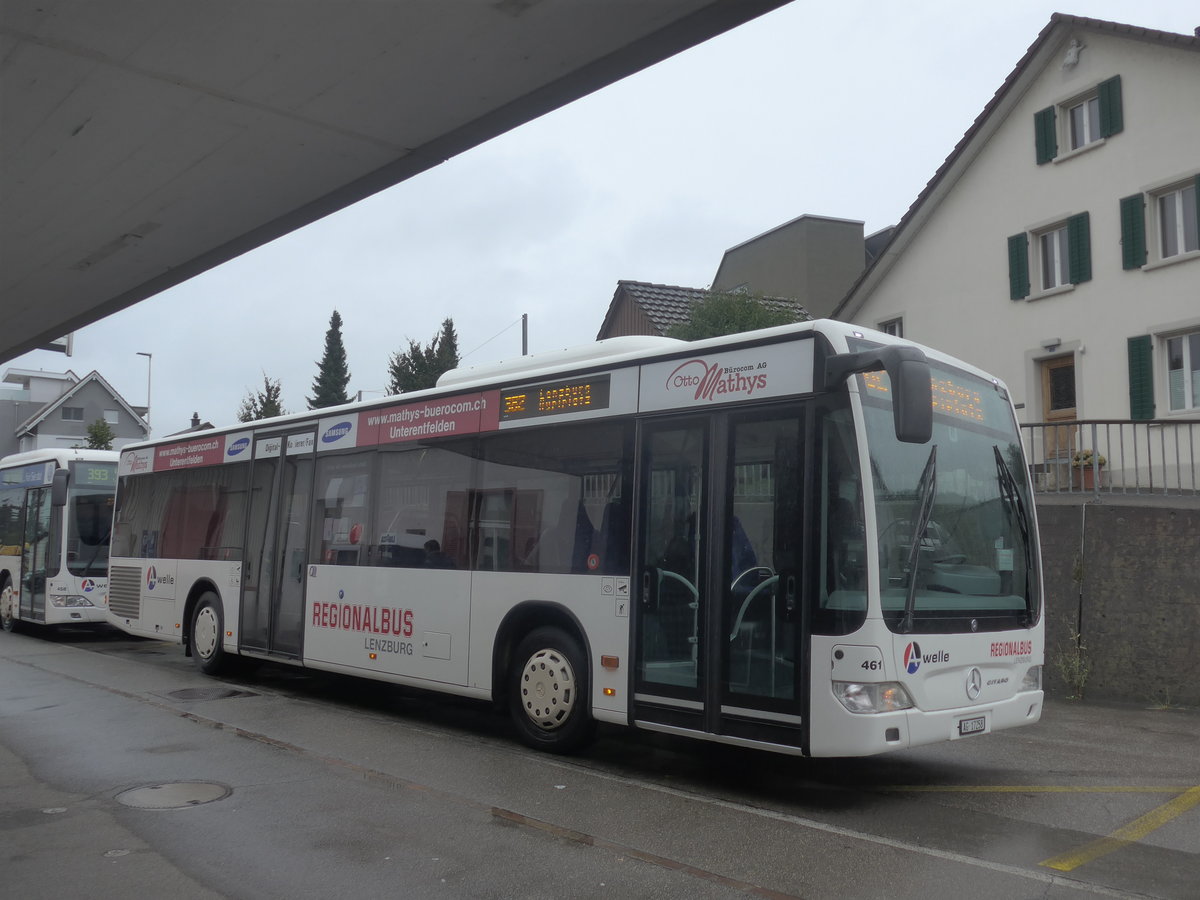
[634,410,807,749]
[241,431,315,659]
[20,487,52,622]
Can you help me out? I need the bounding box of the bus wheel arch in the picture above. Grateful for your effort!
[497,603,595,754]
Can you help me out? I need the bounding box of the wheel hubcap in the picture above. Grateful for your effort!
[520,648,575,730]
[194,607,218,659]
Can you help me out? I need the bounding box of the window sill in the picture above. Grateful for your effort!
[1143,249,1200,272]
[1026,283,1075,302]
[1052,138,1106,164]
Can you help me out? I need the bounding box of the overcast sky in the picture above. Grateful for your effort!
[9,1,1199,438]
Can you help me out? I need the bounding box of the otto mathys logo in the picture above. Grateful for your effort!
[81,579,96,593]
[665,358,768,403]
[227,437,251,458]
[146,566,157,591]
[322,421,353,443]
[903,641,922,674]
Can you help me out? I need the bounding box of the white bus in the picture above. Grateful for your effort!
[107,321,1043,756]
[1,449,119,630]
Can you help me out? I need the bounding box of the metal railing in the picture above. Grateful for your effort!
[1020,419,1200,496]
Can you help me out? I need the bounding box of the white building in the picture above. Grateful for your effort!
[835,15,1198,488]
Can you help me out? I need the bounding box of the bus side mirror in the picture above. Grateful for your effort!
[824,346,933,444]
[51,468,69,507]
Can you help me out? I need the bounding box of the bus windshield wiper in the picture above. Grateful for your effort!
[993,445,1034,626]
[900,445,937,634]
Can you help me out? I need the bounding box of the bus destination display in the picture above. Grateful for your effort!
[500,375,611,422]
[862,371,986,424]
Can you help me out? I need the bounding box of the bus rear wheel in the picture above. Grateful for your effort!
[190,592,230,675]
[509,626,594,754]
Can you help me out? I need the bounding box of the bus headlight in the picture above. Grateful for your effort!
[833,681,914,714]
[51,595,95,608]
[1020,665,1042,692]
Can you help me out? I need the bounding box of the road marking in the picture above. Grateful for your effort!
[1039,785,1200,872]
[883,785,1187,793]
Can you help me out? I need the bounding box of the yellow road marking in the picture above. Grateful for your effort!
[1040,785,1200,872]
[880,784,1200,873]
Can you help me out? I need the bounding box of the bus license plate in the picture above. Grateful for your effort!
[957,715,987,737]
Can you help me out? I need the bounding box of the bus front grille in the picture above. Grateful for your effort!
[108,565,142,620]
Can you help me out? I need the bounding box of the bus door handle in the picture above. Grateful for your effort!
[783,573,798,620]
[641,567,659,610]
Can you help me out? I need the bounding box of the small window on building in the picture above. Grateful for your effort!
[1068,95,1100,150]
[1033,75,1122,164]
[1039,226,1070,290]
[61,406,84,421]
[104,409,120,425]
[878,318,903,338]
[1167,331,1200,412]
[1011,213,1090,297]
[1158,182,1199,260]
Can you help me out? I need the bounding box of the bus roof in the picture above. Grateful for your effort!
[0,448,120,471]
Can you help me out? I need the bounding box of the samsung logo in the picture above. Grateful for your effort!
[322,421,353,443]
[226,437,251,457]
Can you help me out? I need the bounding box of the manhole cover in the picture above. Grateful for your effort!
[166,687,256,701]
[116,782,231,809]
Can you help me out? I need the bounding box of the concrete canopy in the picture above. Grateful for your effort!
[0,0,788,363]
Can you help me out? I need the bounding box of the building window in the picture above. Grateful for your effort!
[1039,226,1069,290]
[1034,75,1122,164]
[104,409,120,425]
[1167,331,1200,412]
[1122,177,1200,268]
[878,318,903,338]
[61,406,84,421]
[1159,182,1199,259]
[1068,96,1100,150]
[1008,212,1090,298]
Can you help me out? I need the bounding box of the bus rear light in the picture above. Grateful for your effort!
[368,652,377,660]
[601,655,619,669]
[833,681,914,714]
[603,687,616,697]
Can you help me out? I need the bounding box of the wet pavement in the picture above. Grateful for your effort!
[3,625,1198,899]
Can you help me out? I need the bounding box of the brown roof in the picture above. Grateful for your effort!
[598,280,810,339]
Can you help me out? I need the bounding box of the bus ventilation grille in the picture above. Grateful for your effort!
[108,565,142,620]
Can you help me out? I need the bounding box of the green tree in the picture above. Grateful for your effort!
[387,318,461,394]
[238,373,287,422]
[85,418,115,450]
[308,309,352,409]
[665,291,804,341]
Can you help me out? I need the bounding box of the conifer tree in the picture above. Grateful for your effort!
[237,373,287,422]
[387,318,461,394]
[308,310,352,409]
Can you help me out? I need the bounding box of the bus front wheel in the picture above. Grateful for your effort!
[190,592,230,675]
[1,581,17,633]
[509,627,595,754]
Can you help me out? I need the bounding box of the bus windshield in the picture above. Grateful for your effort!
[66,461,117,577]
[859,363,1039,634]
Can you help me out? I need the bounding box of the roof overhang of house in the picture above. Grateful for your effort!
[0,0,789,364]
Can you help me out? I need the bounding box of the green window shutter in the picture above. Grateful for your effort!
[1007,233,1030,299]
[1067,212,1092,284]
[1119,194,1147,269]
[1098,75,1123,137]
[1034,106,1057,164]
[1127,335,1155,420]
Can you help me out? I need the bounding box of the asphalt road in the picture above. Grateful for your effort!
[3,625,1198,899]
